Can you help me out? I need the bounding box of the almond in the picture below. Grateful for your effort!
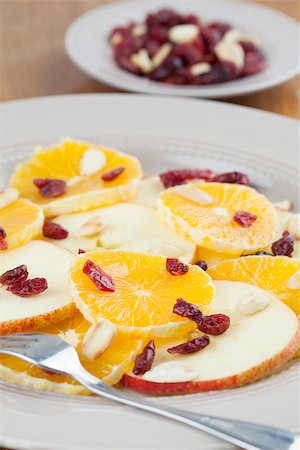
[215,39,244,69]
[168,24,199,44]
[0,187,19,209]
[79,149,106,176]
[190,62,212,76]
[173,184,213,205]
[79,216,110,237]
[152,43,172,68]
[237,292,270,315]
[132,24,147,37]
[273,200,292,211]
[111,33,123,45]
[82,320,117,360]
[130,49,153,73]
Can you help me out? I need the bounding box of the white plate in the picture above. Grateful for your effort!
[65,0,300,98]
[0,94,299,450]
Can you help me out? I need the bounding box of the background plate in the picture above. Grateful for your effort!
[0,94,299,450]
[65,0,300,98]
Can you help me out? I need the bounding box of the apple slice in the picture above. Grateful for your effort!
[133,176,164,207]
[122,280,299,394]
[51,202,196,262]
[0,240,75,334]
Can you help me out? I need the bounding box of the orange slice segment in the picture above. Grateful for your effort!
[208,256,300,314]
[0,198,44,251]
[10,139,142,217]
[159,182,277,256]
[70,250,214,338]
[0,310,145,394]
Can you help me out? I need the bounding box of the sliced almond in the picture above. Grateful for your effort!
[237,292,270,315]
[287,271,300,290]
[111,33,123,45]
[130,49,153,73]
[79,149,106,177]
[79,216,110,237]
[273,200,292,211]
[168,24,199,44]
[148,243,183,257]
[224,29,260,47]
[190,62,212,76]
[67,176,83,187]
[152,43,172,68]
[0,187,19,209]
[82,320,117,360]
[287,215,300,239]
[132,24,147,37]
[143,361,197,382]
[173,184,213,205]
[215,39,244,69]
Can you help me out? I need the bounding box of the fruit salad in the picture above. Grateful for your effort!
[109,8,266,85]
[0,138,299,396]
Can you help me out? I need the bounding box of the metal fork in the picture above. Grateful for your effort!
[0,333,298,450]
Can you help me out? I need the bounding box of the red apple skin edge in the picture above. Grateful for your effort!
[122,326,300,395]
[0,303,77,335]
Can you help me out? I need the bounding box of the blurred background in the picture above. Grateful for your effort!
[0,0,299,118]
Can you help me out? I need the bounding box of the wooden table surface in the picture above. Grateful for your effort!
[0,1,298,449]
[0,0,299,118]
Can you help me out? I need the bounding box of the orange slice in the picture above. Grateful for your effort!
[0,310,145,394]
[10,139,142,217]
[70,250,214,338]
[159,182,277,256]
[208,256,300,314]
[0,198,44,251]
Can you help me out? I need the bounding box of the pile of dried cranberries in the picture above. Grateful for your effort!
[109,8,266,85]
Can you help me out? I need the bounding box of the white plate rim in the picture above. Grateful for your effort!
[0,93,299,450]
[64,0,300,98]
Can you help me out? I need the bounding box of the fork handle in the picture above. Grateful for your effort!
[72,367,298,450]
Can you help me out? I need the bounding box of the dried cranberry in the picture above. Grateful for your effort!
[0,226,8,250]
[271,231,294,257]
[173,43,203,65]
[242,48,266,76]
[233,211,257,227]
[133,340,155,375]
[194,260,208,271]
[146,9,180,28]
[83,260,115,292]
[0,226,7,239]
[173,298,204,324]
[33,178,66,198]
[167,335,210,354]
[0,265,28,286]
[43,219,69,240]
[201,23,230,53]
[197,314,230,335]
[160,169,212,188]
[7,278,48,297]
[0,239,8,250]
[148,26,168,44]
[210,171,249,185]
[101,167,125,182]
[181,14,200,26]
[166,258,189,276]
[78,249,86,254]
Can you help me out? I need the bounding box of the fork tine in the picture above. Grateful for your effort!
[0,335,38,342]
